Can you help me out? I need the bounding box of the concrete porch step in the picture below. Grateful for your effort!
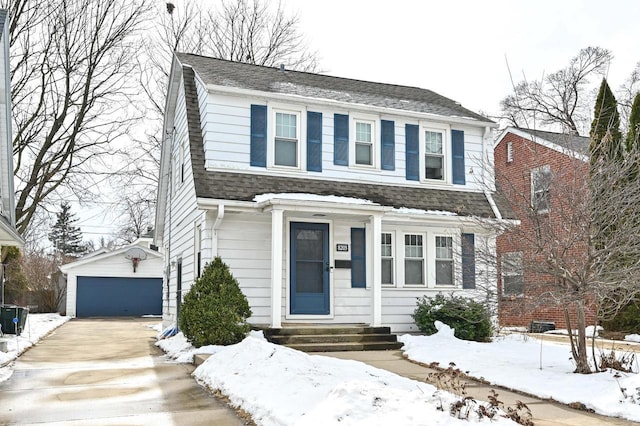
[268,333,399,345]
[286,341,404,352]
[264,325,393,336]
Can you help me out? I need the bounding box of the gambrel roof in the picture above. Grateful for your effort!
[176,53,494,124]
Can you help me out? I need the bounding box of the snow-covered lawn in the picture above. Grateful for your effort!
[157,330,516,425]
[400,326,640,422]
[0,313,70,382]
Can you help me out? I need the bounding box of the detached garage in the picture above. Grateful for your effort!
[62,238,163,317]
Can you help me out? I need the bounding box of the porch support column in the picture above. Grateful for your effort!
[270,208,284,328]
[371,214,383,327]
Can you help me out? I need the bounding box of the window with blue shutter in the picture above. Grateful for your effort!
[452,129,465,185]
[405,124,419,180]
[462,233,475,289]
[351,228,366,288]
[250,104,267,167]
[307,111,322,172]
[381,120,395,170]
[334,114,349,166]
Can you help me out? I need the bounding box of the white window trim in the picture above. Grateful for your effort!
[381,231,395,287]
[419,122,451,184]
[383,227,461,289]
[267,105,306,171]
[531,165,551,214]
[350,114,379,169]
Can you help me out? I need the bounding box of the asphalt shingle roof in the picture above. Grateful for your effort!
[514,127,590,155]
[181,66,503,219]
[176,52,493,123]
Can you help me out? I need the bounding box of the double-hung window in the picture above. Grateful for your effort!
[435,236,454,285]
[404,234,424,285]
[274,111,299,167]
[355,120,374,166]
[531,165,551,213]
[381,232,394,286]
[502,252,524,296]
[425,130,445,180]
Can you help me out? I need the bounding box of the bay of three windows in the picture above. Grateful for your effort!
[264,107,456,182]
[381,231,455,287]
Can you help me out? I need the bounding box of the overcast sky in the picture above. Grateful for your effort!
[77,0,640,242]
[296,0,639,116]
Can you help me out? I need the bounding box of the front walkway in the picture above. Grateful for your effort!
[318,350,635,426]
[0,318,245,425]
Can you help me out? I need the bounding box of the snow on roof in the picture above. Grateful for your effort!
[391,207,458,216]
[254,193,376,205]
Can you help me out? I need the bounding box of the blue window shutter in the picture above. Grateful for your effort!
[452,129,466,185]
[334,113,349,166]
[250,104,267,167]
[351,228,366,288]
[381,120,395,170]
[405,124,419,180]
[462,233,476,289]
[307,111,322,172]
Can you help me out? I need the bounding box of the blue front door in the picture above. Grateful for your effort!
[290,222,330,315]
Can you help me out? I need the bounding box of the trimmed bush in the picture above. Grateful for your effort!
[412,293,493,342]
[178,257,252,347]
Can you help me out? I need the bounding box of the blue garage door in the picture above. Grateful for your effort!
[76,276,162,317]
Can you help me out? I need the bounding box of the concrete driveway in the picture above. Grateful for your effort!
[0,318,246,425]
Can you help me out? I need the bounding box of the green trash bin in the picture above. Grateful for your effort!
[0,305,29,336]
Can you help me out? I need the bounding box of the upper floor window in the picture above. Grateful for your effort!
[355,120,374,166]
[506,141,514,163]
[435,236,454,285]
[531,165,551,213]
[425,130,444,180]
[274,111,299,167]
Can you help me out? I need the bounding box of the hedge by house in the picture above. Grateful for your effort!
[178,257,252,347]
[412,293,493,342]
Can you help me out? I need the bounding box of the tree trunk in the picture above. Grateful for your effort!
[573,301,592,374]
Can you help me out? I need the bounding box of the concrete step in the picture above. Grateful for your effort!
[268,333,399,345]
[263,325,392,337]
[286,341,404,352]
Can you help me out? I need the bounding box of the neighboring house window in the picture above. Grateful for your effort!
[381,232,394,286]
[194,224,202,279]
[180,139,185,183]
[404,234,424,285]
[425,130,444,180]
[274,111,299,167]
[502,252,524,296]
[506,141,513,163]
[531,165,551,213]
[355,120,374,166]
[435,236,454,285]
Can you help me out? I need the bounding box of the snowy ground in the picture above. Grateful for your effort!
[157,323,640,424]
[400,325,640,422]
[0,313,70,382]
[157,330,516,425]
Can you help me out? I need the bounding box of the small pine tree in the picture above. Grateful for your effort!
[179,257,251,347]
[48,202,86,259]
[590,78,623,168]
[627,92,640,151]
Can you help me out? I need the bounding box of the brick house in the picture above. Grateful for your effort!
[494,127,597,329]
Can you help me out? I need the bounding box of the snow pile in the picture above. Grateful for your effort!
[544,325,603,337]
[400,328,640,422]
[625,334,640,343]
[193,334,515,425]
[0,313,70,381]
[155,332,224,364]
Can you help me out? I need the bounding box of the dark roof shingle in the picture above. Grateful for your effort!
[514,127,590,155]
[177,52,492,123]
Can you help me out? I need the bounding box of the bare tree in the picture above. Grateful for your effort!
[490,136,640,374]
[113,192,155,245]
[5,0,151,235]
[20,250,65,313]
[618,61,640,131]
[501,47,613,134]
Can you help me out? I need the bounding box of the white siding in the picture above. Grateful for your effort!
[200,93,490,191]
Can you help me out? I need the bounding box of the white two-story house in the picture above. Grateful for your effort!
[155,53,507,333]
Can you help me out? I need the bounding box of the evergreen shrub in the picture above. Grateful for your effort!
[412,293,493,342]
[178,257,252,347]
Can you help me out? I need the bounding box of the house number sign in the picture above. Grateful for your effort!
[336,244,349,252]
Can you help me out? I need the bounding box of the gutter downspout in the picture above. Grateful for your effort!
[212,204,225,257]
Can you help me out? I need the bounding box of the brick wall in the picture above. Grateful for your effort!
[494,131,597,329]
